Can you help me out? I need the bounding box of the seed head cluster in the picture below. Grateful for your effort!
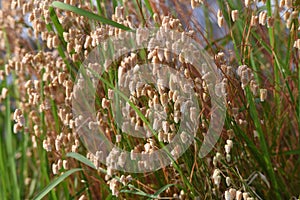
[1,0,299,199]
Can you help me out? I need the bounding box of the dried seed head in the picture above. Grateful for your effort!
[267,17,274,28]
[259,11,267,26]
[52,35,59,48]
[1,87,8,99]
[160,93,168,106]
[213,175,221,187]
[229,188,236,197]
[13,109,22,122]
[13,123,23,133]
[225,144,231,154]
[55,137,61,151]
[116,134,121,143]
[249,80,258,95]
[226,153,231,162]
[162,121,169,133]
[78,195,86,200]
[260,88,267,102]
[293,39,300,49]
[236,191,243,200]
[285,0,292,8]
[245,0,251,7]
[157,48,164,62]
[115,6,124,19]
[217,15,224,28]
[190,107,198,123]
[52,163,59,175]
[226,177,231,186]
[250,15,259,26]
[225,190,231,200]
[231,10,239,22]
[158,130,164,142]
[242,192,249,200]
[57,159,63,169]
[227,139,233,148]
[180,131,189,143]
[279,0,285,7]
[191,0,200,9]
[171,145,181,157]
[102,98,110,109]
[284,11,291,21]
[47,36,53,49]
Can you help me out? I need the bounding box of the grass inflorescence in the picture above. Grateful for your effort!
[0,0,299,199]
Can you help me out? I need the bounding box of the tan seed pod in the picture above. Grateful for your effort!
[180,131,189,143]
[158,130,164,142]
[115,6,124,19]
[162,121,170,133]
[218,16,224,28]
[245,0,251,7]
[291,11,299,19]
[164,48,171,62]
[285,0,292,8]
[228,186,236,194]
[52,35,59,48]
[116,134,121,143]
[236,191,243,200]
[260,88,267,102]
[279,0,285,8]
[191,0,199,9]
[267,17,274,28]
[57,159,63,170]
[1,87,8,99]
[13,123,23,134]
[242,192,249,200]
[84,35,92,49]
[284,11,290,21]
[226,153,231,162]
[231,10,239,22]
[62,160,69,170]
[46,37,53,49]
[250,15,259,26]
[13,109,22,121]
[259,11,267,25]
[157,48,164,62]
[160,93,168,106]
[293,39,300,49]
[225,190,231,200]
[52,163,59,175]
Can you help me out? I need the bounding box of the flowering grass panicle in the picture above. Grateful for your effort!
[0,0,299,199]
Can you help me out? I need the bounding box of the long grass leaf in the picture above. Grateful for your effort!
[67,152,96,169]
[51,1,131,31]
[33,168,83,200]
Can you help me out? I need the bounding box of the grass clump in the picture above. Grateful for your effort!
[0,0,299,199]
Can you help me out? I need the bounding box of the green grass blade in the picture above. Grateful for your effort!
[245,86,280,199]
[33,168,83,200]
[152,184,174,197]
[143,0,154,16]
[121,186,155,198]
[66,152,96,169]
[51,1,132,31]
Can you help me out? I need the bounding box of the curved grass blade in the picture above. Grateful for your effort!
[120,184,174,199]
[151,184,174,198]
[33,168,82,200]
[144,0,154,16]
[51,1,132,31]
[66,152,96,169]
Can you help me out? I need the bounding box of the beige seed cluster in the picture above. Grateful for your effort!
[1,0,299,199]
